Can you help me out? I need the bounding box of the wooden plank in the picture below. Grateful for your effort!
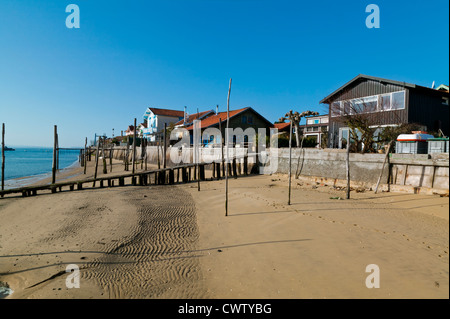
[225,78,231,216]
[1,123,4,197]
[132,118,137,174]
[84,137,87,174]
[93,137,100,187]
[288,120,292,205]
[52,125,57,184]
[346,140,351,199]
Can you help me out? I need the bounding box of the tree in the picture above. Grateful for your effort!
[331,99,386,153]
[284,110,319,148]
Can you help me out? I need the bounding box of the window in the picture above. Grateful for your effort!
[334,90,406,115]
[352,96,377,113]
[247,116,253,124]
[343,100,352,115]
[314,119,320,124]
[363,96,378,113]
[331,101,341,117]
[391,91,405,110]
[241,115,247,124]
[442,97,449,106]
[380,94,391,111]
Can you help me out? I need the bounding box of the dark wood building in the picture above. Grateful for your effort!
[320,74,450,148]
[184,107,273,146]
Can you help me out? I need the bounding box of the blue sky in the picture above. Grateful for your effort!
[0,0,448,147]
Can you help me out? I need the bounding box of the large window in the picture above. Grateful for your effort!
[391,91,405,110]
[330,90,406,117]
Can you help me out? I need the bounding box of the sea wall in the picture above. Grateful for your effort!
[107,146,449,194]
[269,148,449,194]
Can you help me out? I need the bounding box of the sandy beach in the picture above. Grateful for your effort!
[0,157,448,299]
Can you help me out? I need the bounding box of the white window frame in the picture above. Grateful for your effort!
[331,90,406,116]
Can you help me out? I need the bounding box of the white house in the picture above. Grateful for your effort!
[299,114,329,148]
[142,107,185,142]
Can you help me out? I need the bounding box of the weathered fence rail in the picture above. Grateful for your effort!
[0,159,254,198]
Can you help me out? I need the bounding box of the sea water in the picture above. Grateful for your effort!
[0,147,80,189]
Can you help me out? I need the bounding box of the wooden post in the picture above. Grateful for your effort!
[200,164,205,181]
[157,138,161,169]
[1,123,4,197]
[346,140,351,199]
[216,161,221,179]
[169,169,174,184]
[225,78,231,216]
[194,115,201,192]
[102,138,107,174]
[140,136,144,170]
[55,133,59,170]
[288,120,292,205]
[93,136,100,187]
[84,137,88,174]
[132,118,137,174]
[243,152,248,175]
[163,123,167,169]
[52,125,57,184]
[431,165,437,189]
[124,137,129,171]
[375,141,393,194]
[110,144,113,173]
[219,119,225,178]
[144,138,148,171]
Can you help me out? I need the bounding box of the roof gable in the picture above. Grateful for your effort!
[174,110,215,126]
[320,74,417,104]
[144,107,184,119]
[184,107,273,131]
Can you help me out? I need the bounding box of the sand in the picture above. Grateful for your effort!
[0,157,448,299]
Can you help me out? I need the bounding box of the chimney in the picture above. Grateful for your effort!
[432,81,436,89]
[216,104,219,115]
[184,106,187,125]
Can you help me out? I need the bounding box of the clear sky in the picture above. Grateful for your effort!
[0,0,448,147]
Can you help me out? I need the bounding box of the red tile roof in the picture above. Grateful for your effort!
[185,107,250,130]
[175,110,215,126]
[274,122,290,131]
[149,107,184,118]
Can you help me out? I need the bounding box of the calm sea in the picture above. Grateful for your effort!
[1,147,80,189]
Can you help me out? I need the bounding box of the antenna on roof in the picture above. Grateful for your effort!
[184,106,187,125]
[431,81,435,89]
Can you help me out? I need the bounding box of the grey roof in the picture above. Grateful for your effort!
[319,74,443,104]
